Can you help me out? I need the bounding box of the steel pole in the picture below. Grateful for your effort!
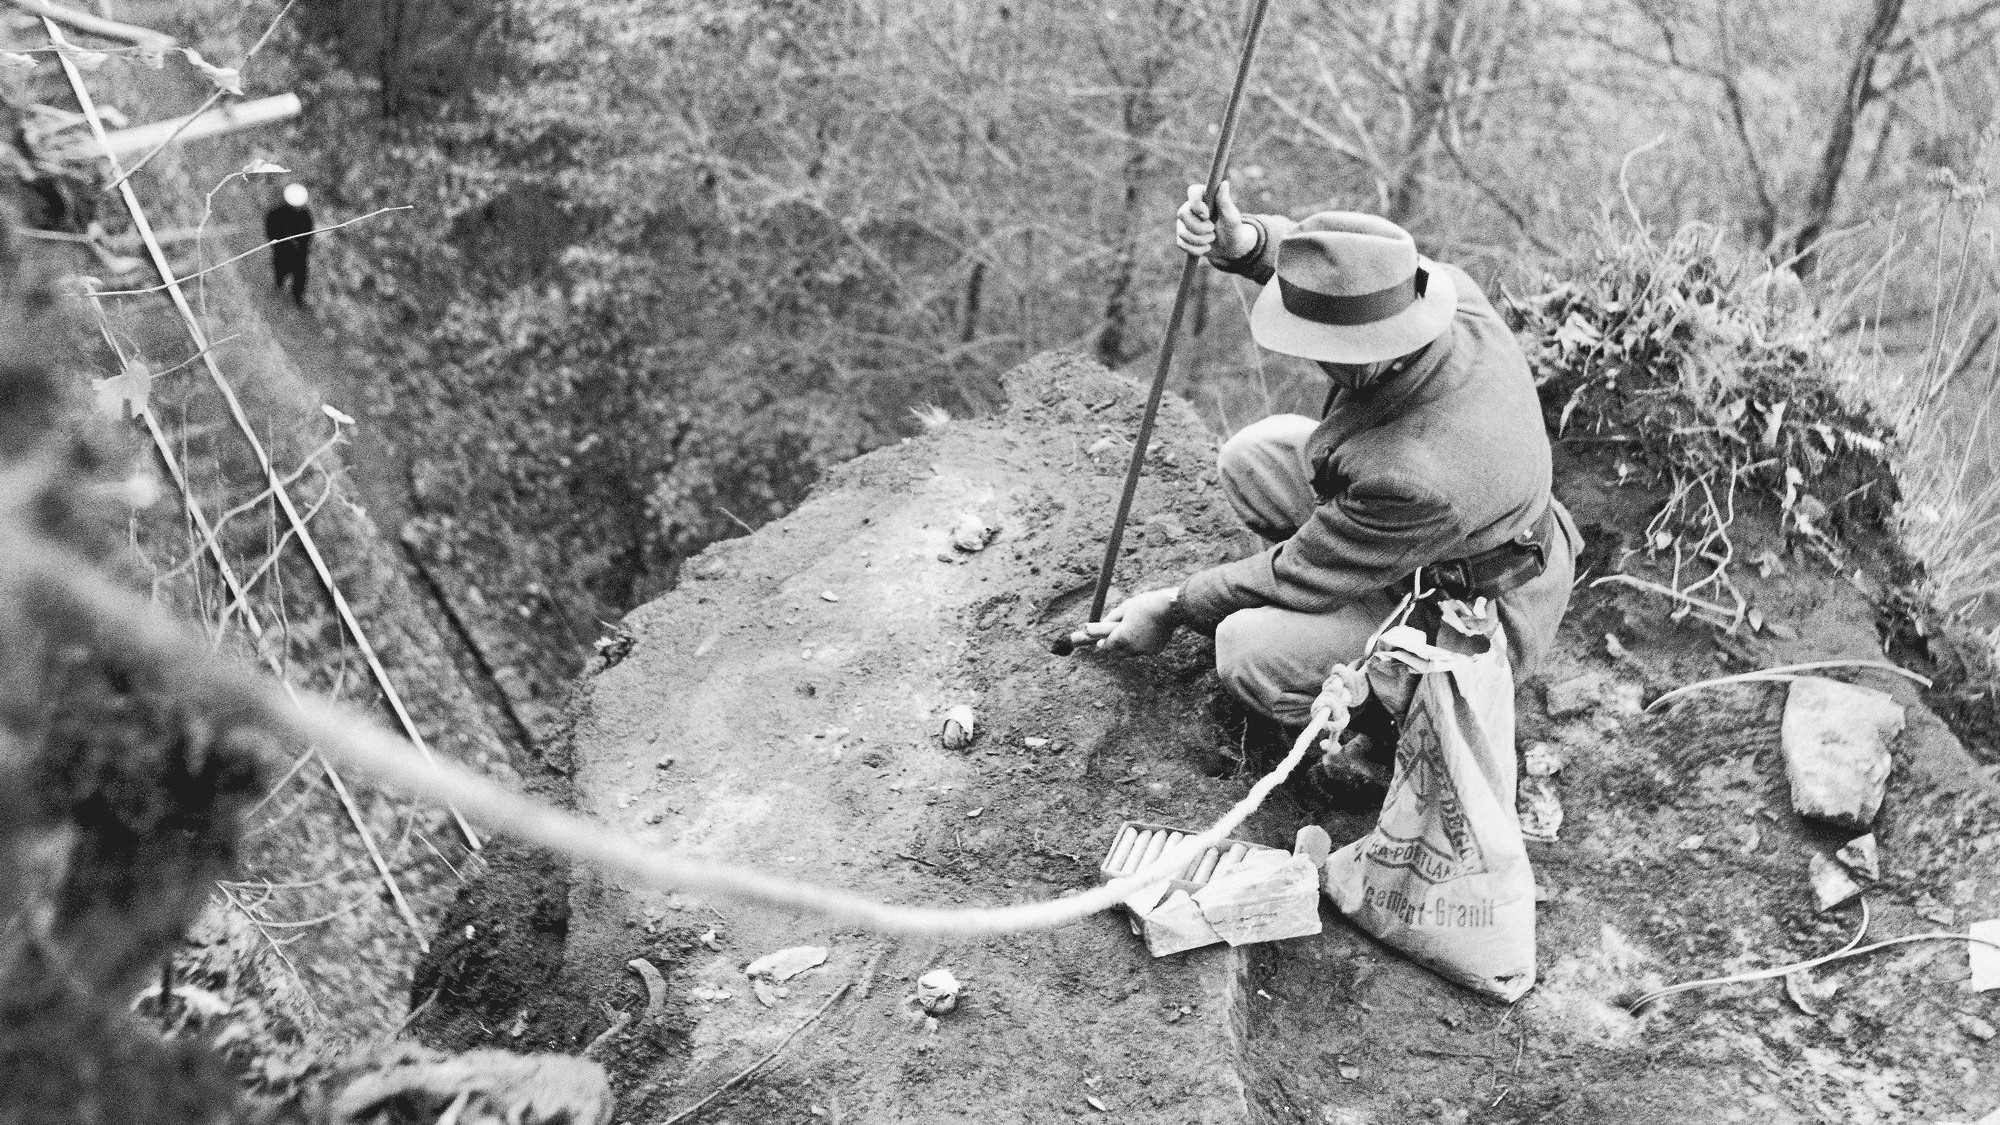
[1071,0,1276,644]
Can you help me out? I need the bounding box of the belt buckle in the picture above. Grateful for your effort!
[1432,559,1470,598]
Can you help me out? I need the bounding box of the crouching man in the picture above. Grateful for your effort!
[1071,183,1579,759]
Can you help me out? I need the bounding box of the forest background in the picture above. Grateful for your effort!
[171,0,2000,732]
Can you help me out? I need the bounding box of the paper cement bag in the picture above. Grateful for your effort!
[1322,601,1537,1001]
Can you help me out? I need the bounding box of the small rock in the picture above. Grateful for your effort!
[819,590,841,602]
[950,513,998,552]
[1781,677,1903,828]
[655,756,675,770]
[1337,1065,1361,1081]
[1677,834,1706,851]
[1523,741,1564,777]
[752,979,781,1008]
[1023,736,1050,749]
[1543,673,1607,718]
[1957,1012,1997,1041]
[1810,852,1864,912]
[1835,834,1880,881]
[699,929,722,952]
[1604,633,1630,661]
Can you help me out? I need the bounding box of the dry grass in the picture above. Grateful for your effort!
[1506,218,1897,633]
[1857,167,2000,647]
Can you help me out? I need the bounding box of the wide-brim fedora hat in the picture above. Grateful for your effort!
[1250,211,1456,365]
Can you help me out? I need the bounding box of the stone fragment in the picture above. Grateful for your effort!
[744,945,827,982]
[1781,677,1903,828]
[1543,673,1606,718]
[1809,852,1864,912]
[1522,741,1564,777]
[1957,1012,1997,1042]
[949,513,998,552]
[1835,834,1880,881]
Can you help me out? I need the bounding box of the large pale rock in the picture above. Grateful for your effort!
[1781,677,1904,828]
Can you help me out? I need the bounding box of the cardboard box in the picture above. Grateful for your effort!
[1099,820,1320,956]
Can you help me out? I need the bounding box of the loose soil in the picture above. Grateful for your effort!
[420,352,2000,1123]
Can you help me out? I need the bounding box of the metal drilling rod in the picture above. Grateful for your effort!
[1083,0,1275,628]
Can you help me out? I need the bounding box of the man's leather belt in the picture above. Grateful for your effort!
[1417,505,1559,601]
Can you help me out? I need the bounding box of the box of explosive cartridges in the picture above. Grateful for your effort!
[1098,820,1320,957]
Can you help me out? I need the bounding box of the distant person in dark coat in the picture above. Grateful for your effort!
[264,183,313,306]
[1072,182,1579,736]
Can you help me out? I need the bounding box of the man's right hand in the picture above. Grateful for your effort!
[1175,181,1255,261]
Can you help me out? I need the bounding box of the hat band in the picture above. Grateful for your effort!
[1278,267,1428,327]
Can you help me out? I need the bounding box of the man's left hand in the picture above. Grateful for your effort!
[1068,587,1181,657]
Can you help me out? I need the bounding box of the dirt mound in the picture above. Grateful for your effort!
[431,350,1999,1124]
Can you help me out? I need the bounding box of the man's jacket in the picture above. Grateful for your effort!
[1177,213,1578,673]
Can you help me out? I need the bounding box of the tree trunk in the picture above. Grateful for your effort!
[1791,0,1906,274]
[1097,90,1158,369]
[1387,0,1469,223]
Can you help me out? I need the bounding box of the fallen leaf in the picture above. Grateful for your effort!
[0,52,38,70]
[321,403,356,427]
[241,158,288,175]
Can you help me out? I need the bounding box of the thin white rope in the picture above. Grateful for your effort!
[1630,899,2000,1011]
[24,533,1345,937]
[1645,659,1933,712]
